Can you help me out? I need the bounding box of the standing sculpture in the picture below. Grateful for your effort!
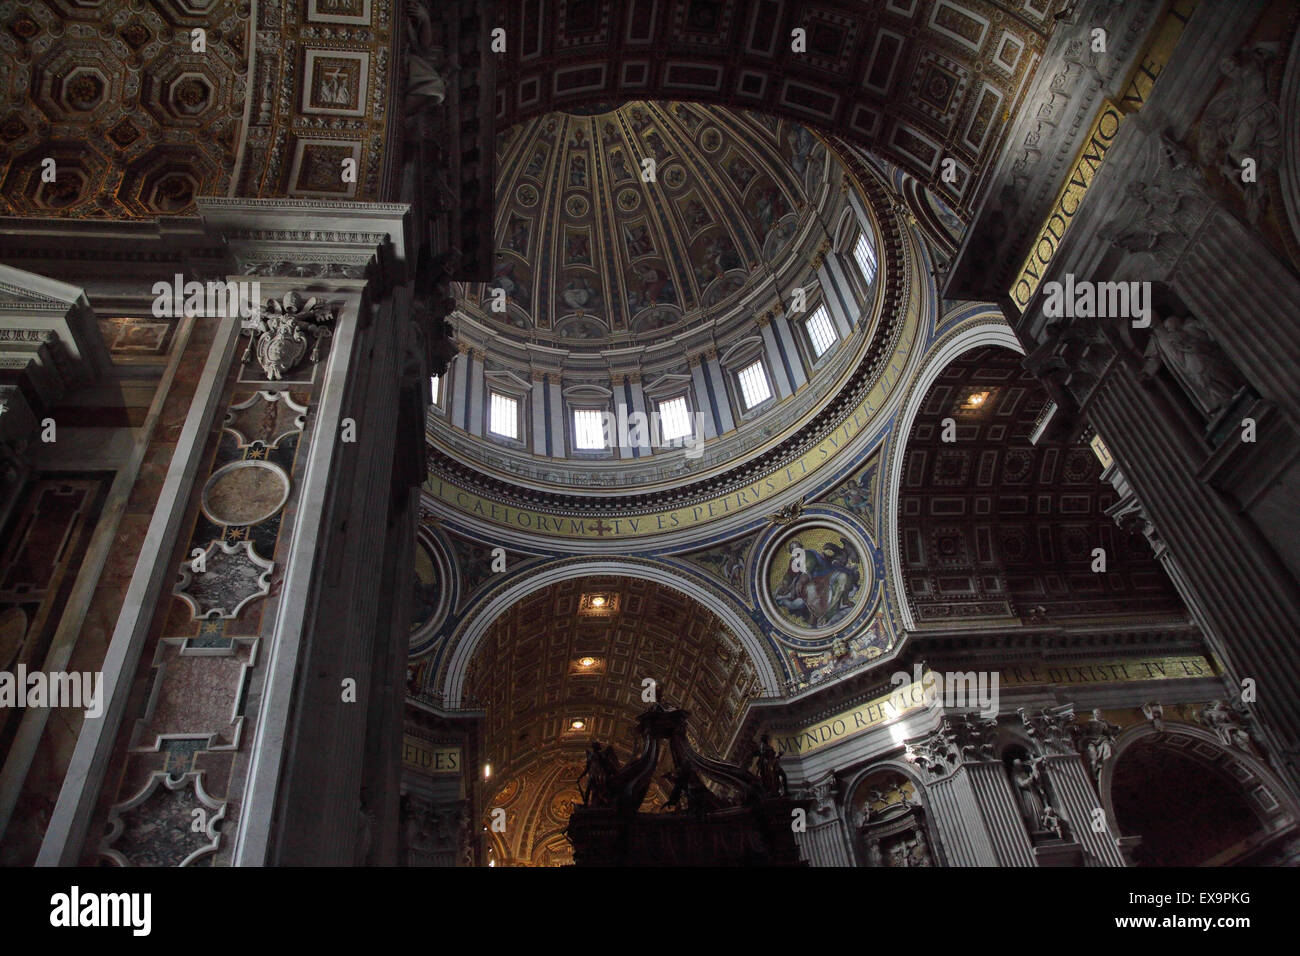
[1010,754,1068,839]
[1198,43,1281,224]
[1074,708,1120,785]
[404,1,447,113]
[577,742,609,807]
[1142,313,1246,419]
[577,741,622,807]
[747,734,789,796]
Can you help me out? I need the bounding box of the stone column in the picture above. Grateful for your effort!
[756,313,794,399]
[467,348,485,436]
[1087,355,1300,790]
[1177,212,1300,429]
[903,718,1009,866]
[703,350,735,434]
[964,760,1037,866]
[817,259,854,336]
[688,355,719,440]
[1020,704,1128,866]
[37,303,244,865]
[1041,752,1125,866]
[792,774,854,867]
[36,199,421,867]
[922,771,1001,866]
[626,373,651,454]
[546,376,565,459]
[449,347,470,431]
[530,372,548,456]
[772,314,808,390]
[611,374,635,459]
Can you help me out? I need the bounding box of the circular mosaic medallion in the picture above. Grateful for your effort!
[700,127,722,152]
[616,187,640,211]
[516,184,539,207]
[759,520,872,638]
[550,788,583,821]
[200,460,291,527]
[492,777,521,806]
[662,164,687,189]
[565,193,589,218]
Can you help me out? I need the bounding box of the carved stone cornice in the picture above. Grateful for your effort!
[195,198,413,298]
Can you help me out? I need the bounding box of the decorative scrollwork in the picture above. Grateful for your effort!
[241,292,335,381]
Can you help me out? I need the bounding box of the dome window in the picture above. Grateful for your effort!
[737,359,773,410]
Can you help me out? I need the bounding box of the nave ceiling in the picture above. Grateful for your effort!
[492,0,1063,213]
[465,574,761,864]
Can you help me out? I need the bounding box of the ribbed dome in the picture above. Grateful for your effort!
[433,100,888,501]
[471,100,829,345]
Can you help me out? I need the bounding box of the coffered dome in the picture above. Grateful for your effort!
[468,100,831,344]
[435,100,892,503]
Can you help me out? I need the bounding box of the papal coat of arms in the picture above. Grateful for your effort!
[241,292,335,381]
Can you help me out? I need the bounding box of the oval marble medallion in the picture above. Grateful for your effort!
[201,460,291,527]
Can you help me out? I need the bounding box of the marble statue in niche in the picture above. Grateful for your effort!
[1198,43,1281,225]
[1141,312,1246,419]
[404,0,446,112]
[1006,749,1068,843]
[1010,756,1048,826]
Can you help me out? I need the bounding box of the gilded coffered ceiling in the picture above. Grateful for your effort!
[492,0,1064,212]
[467,574,762,864]
[0,0,396,219]
[899,345,1186,625]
